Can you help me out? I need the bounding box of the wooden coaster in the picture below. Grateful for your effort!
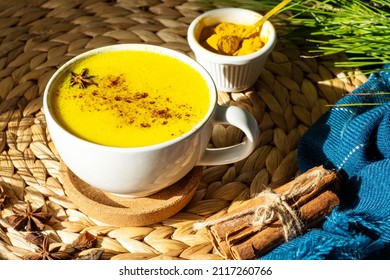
[60,163,202,227]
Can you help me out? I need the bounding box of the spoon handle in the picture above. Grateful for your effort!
[245,0,292,37]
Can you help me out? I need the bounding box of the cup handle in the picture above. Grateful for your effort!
[197,105,259,166]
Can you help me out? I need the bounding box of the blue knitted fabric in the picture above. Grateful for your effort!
[260,66,390,260]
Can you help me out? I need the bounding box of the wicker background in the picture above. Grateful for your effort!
[0,0,367,260]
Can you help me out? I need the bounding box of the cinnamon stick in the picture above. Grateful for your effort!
[210,166,338,241]
[196,166,340,260]
[230,188,339,259]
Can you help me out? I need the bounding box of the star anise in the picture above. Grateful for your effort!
[0,185,8,210]
[23,235,73,260]
[70,68,97,88]
[5,201,52,231]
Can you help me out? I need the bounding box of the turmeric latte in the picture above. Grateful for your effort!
[49,50,210,147]
[200,22,267,56]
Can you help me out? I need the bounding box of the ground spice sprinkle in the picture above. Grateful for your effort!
[64,72,194,130]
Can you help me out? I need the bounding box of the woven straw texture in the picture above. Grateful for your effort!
[0,0,367,260]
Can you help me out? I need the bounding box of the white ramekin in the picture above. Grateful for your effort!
[187,8,276,92]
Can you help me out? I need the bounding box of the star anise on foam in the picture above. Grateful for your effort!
[23,235,73,260]
[5,201,52,231]
[70,68,97,89]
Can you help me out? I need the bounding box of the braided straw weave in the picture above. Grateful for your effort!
[0,0,367,260]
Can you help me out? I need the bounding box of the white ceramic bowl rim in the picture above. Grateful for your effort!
[187,8,277,63]
[43,44,218,153]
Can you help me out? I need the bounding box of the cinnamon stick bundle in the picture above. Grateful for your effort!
[194,165,340,260]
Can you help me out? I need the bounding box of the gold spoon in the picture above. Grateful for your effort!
[217,0,292,55]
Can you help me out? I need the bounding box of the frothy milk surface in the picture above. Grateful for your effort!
[49,50,211,147]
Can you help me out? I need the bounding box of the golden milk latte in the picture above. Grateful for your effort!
[49,50,211,147]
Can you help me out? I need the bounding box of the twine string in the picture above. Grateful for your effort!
[252,189,303,240]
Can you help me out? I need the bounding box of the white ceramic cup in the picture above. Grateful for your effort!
[43,44,259,197]
[187,8,276,92]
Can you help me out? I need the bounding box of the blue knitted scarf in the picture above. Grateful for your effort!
[260,67,390,260]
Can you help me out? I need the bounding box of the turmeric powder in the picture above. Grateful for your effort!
[199,22,266,56]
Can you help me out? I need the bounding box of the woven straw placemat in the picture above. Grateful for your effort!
[0,0,367,260]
